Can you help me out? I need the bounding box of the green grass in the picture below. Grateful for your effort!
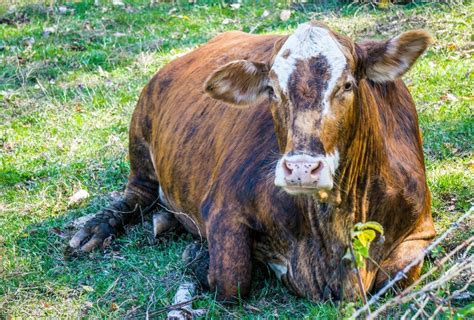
[1,0,472,318]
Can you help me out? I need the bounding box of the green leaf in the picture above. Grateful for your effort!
[355,252,366,268]
[456,303,474,319]
[352,239,370,258]
[359,245,369,258]
[353,238,364,250]
[358,221,384,235]
[358,229,376,247]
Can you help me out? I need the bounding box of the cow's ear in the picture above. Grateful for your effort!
[360,30,433,83]
[205,60,270,106]
[270,36,289,65]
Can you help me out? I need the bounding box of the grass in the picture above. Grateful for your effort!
[1,0,472,318]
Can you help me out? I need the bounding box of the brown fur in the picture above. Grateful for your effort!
[70,25,435,302]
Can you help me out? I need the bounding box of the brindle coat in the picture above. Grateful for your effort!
[69,23,435,301]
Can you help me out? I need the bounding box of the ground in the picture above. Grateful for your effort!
[0,0,472,318]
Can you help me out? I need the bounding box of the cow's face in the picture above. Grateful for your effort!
[268,23,353,194]
[205,22,431,197]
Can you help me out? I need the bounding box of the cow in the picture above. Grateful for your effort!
[69,21,435,302]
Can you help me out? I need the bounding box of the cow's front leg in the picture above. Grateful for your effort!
[373,237,431,291]
[206,214,252,301]
[373,215,435,291]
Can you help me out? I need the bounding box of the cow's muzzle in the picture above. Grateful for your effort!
[274,154,334,194]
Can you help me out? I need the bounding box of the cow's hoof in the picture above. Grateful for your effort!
[182,242,210,289]
[153,210,178,237]
[68,214,118,252]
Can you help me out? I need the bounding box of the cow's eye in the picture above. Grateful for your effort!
[343,82,353,91]
[267,86,276,100]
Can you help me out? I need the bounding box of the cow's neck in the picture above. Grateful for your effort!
[337,79,386,223]
[288,80,387,299]
[286,198,359,300]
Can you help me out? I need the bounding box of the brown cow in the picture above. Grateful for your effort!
[69,21,435,301]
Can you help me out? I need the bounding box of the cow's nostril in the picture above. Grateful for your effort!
[283,160,293,176]
[310,162,322,176]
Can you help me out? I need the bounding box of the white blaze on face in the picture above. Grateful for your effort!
[271,23,347,115]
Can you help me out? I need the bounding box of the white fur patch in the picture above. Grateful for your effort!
[159,186,170,207]
[268,262,288,280]
[271,23,347,115]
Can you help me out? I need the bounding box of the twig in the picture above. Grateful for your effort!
[146,296,201,317]
[400,307,412,320]
[402,236,473,296]
[428,304,445,320]
[351,207,473,319]
[367,240,473,319]
[347,232,370,314]
[156,202,204,244]
[411,295,430,320]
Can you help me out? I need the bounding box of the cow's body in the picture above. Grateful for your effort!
[70,26,435,301]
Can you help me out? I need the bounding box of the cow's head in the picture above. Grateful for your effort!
[205,22,431,197]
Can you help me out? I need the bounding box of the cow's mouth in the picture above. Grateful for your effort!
[281,185,319,195]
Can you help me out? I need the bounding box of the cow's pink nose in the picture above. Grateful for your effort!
[282,159,323,186]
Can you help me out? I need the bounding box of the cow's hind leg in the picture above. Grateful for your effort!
[69,112,160,252]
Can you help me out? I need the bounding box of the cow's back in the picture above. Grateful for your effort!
[141,32,283,234]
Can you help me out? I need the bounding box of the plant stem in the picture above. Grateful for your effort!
[347,233,370,315]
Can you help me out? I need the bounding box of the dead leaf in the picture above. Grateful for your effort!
[107,134,120,145]
[440,93,458,102]
[75,103,84,113]
[446,43,457,50]
[467,160,474,171]
[280,10,291,21]
[17,55,27,64]
[43,26,57,38]
[50,227,67,239]
[22,37,35,47]
[110,303,119,311]
[244,304,262,312]
[69,189,89,204]
[82,285,94,292]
